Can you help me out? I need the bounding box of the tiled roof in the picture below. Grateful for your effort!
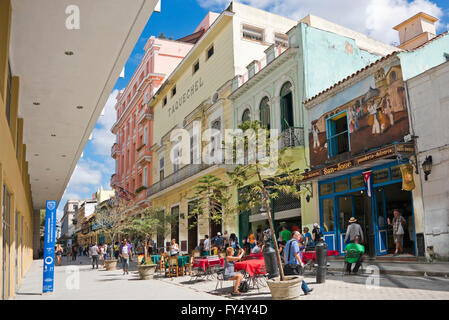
[304,31,448,105]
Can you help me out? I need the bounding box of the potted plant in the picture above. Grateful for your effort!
[123,207,167,280]
[227,120,306,299]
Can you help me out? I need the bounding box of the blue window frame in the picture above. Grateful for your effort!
[326,111,350,158]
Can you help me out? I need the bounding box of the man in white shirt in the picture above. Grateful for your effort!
[90,243,100,269]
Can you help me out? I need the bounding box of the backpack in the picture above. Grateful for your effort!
[238,280,249,293]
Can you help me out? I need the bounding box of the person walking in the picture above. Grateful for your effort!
[388,209,406,256]
[90,243,100,269]
[203,235,210,254]
[280,225,292,242]
[303,227,313,249]
[113,242,120,260]
[99,243,106,267]
[119,238,133,275]
[72,245,77,261]
[55,244,63,266]
[345,217,364,244]
[284,231,313,295]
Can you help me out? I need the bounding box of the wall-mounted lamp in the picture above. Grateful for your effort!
[422,155,433,181]
[180,213,185,220]
[302,182,313,203]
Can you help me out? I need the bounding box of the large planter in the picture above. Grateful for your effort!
[138,264,157,280]
[267,275,304,300]
[104,259,118,271]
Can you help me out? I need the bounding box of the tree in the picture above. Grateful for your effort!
[226,120,305,281]
[122,207,164,264]
[188,175,232,255]
[93,196,130,259]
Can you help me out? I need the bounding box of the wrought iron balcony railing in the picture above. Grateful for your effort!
[279,126,305,149]
[147,163,212,197]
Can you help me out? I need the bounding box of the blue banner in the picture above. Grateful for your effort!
[42,200,57,293]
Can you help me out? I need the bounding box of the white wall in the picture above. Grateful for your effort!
[407,61,449,260]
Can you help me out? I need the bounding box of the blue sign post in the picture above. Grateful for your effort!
[42,200,57,293]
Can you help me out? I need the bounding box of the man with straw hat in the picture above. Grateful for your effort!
[345,217,364,244]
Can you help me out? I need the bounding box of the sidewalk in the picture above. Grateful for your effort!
[14,255,228,300]
[327,259,449,277]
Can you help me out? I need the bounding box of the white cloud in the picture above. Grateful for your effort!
[91,89,119,156]
[198,0,444,44]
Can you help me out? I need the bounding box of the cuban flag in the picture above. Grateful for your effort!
[363,170,373,197]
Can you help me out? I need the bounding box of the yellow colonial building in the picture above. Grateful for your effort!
[146,2,296,253]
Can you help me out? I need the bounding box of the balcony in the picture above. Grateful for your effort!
[137,107,152,126]
[136,145,151,165]
[147,163,212,197]
[279,127,304,149]
[111,143,120,158]
[111,174,120,187]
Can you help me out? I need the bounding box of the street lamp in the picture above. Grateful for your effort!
[422,155,433,181]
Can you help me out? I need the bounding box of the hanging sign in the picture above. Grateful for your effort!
[42,200,57,293]
[400,164,415,191]
[362,170,373,197]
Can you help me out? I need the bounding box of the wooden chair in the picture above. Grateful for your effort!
[157,253,166,277]
[192,250,201,258]
[167,256,179,278]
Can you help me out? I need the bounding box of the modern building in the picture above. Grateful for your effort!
[146,1,297,253]
[228,15,398,242]
[300,16,449,259]
[110,34,194,206]
[406,60,449,260]
[0,0,162,299]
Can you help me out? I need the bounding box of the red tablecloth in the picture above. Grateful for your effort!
[192,257,224,271]
[302,250,339,261]
[248,253,264,259]
[234,259,266,277]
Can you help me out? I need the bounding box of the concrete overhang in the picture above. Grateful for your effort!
[9,0,160,210]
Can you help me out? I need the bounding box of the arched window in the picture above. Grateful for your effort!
[280,82,294,131]
[242,108,251,123]
[259,97,270,129]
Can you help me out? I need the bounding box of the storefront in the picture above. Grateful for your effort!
[317,160,416,257]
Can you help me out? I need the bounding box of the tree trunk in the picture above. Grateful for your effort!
[144,238,148,264]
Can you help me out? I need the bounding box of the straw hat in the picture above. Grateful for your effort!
[349,217,357,223]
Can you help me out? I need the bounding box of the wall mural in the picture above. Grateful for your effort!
[309,62,410,167]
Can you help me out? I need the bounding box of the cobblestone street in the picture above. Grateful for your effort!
[15,256,449,300]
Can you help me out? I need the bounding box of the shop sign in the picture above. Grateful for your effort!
[323,160,354,175]
[167,77,204,117]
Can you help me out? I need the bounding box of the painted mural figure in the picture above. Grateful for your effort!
[368,100,381,135]
[312,124,320,149]
[382,95,394,127]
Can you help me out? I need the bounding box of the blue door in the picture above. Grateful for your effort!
[336,195,354,255]
[320,198,337,251]
[374,188,388,255]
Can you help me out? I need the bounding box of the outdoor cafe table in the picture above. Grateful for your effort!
[150,255,162,264]
[234,258,266,277]
[302,250,339,261]
[150,255,190,267]
[192,256,224,271]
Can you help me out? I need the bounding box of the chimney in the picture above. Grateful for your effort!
[393,12,439,50]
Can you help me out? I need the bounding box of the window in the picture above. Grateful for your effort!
[242,24,264,42]
[143,167,148,187]
[334,179,349,193]
[210,118,221,161]
[163,96,167,107]
[172,86,176,97]
[207,45,214,59]
[242,108,251,123]
[320,183,333,196]
[193,60,199,74]
[159,157,165,181]
[322,198,335,232]
[144,126,148,145]
[259,97,270,129]
[280,82,294,131]
[326,112,349,158]
[173,147,181,172]
[274,33,288,47]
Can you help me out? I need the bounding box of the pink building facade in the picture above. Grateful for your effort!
[110,36,193,204]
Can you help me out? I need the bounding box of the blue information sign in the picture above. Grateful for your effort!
[42,200,57,293]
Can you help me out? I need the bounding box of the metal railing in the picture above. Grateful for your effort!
[279,126,305,149]
[147,163,212,197]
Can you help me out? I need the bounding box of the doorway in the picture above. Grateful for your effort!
[187,202,198,253]
[374,182,414,255]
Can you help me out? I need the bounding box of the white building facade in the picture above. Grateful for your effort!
[407,60,449,260]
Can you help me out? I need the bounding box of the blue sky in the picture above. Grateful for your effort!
[57,0,449,219]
